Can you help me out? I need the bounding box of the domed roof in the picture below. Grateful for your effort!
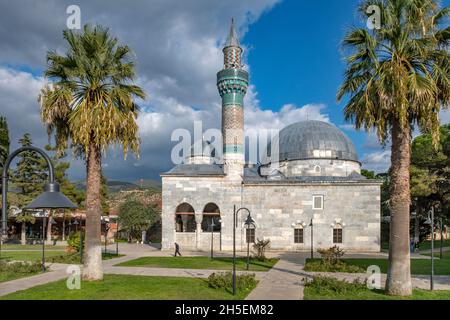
[265,120,358,163]
[189,140,215,158]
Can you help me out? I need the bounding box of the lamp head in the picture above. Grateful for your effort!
[244,213,255,227]
[24,182,77,210]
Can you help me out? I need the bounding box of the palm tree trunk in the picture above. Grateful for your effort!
[386,120,412,296]
[82,142,103,281]
[21,221,26,245]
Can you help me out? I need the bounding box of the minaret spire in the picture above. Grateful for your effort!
[222,18,243,69]
[225,18,240,47]
[217,18,249,179]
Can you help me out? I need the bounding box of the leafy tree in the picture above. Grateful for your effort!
[361,169,377,179]
[40,25,145,280]
[15,212,35,245]
[118,199,159,242]
[11,134,48,207]
[337,0,450,296]
[100,173,109,215]
[0,116,9,200]
[0,116,9,173]
[411,124,450,243]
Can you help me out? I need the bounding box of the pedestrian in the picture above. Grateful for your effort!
[174,242,182,257]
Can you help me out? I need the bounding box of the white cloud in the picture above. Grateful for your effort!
[360,150,391,173]
[0,68,46,147]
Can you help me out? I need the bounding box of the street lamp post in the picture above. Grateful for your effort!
[425,206,435,291]
[440,218,443,260]
[210,219,216,259]
[244,215,255,271]
[104,223,110,254]
[116,218,119,256]
[232,206,254,296]
[79,215,83,264]
[1,146,77,272]
[309,218,314,260]
[41,212,46,272]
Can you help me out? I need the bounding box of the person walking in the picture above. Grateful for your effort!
[174,242,182,257]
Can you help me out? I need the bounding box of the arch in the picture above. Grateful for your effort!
[175,203,196,232]
[201,203,221,232]
[313,165,322,174]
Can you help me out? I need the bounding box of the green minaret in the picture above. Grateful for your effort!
[217,19,249,178]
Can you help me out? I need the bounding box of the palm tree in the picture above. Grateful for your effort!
[40,25,145,280]
[337,0,449,296]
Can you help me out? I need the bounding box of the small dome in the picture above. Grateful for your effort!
[265,120,358,164]
[189,140,215,158]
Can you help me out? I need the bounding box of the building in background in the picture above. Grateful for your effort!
[161,20,382,252]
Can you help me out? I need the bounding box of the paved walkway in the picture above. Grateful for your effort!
[2,244,450,299]
[246,254,305,300]
[0,264,68,296]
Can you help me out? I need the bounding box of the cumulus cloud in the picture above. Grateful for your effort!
[0,0,335,181]
[0,68,46,146]
[360,150,391,173]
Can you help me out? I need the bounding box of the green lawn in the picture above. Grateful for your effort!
[419,239,450,251]
[0,251,65,262]
[0,271,41,283]
[303,276,450,300]
[304,287,450,300]
[116,256,278,271]
[1,244,66,250]
[0,274,253,300]
[306,252,450,275]
[1,251,122,263]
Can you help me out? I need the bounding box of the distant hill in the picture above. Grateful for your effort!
[75,179,160,193]
[133,179,162,189]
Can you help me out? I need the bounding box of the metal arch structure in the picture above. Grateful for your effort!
[1,146,55,235]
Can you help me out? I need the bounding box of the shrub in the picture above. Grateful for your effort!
[317,245,345,265]
[304,276,367,295]
[49,252,81,264]
[305,245,365,273]
[253,239,271,261]
[67,231,84,252]
[207,272,257,292]
[0,260,43,274]
[304,261,365,273]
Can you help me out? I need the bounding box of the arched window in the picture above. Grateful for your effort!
[314,165,322,174]
[333,224,343,244]
[201,203,221,232]
[175,203,196,233]
[294,228,304,244]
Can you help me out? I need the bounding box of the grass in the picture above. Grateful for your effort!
[303,276,450,300]
[0,261,43,283]
[0,250,65,262]
[1,244,66,250]
[306,251,450,275]
[0,274,254,300]
[0,250,123,263]
[48,252,124,264]
[418,239,450,251]
[116,256,278,271]
[0,272,41,283]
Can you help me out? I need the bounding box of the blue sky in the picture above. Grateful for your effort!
[0,0,448,181]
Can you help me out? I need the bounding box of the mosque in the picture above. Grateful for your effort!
[160,21,381,252]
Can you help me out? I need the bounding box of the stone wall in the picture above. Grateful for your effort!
[261,159,361,177]
[161,175,381,253]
